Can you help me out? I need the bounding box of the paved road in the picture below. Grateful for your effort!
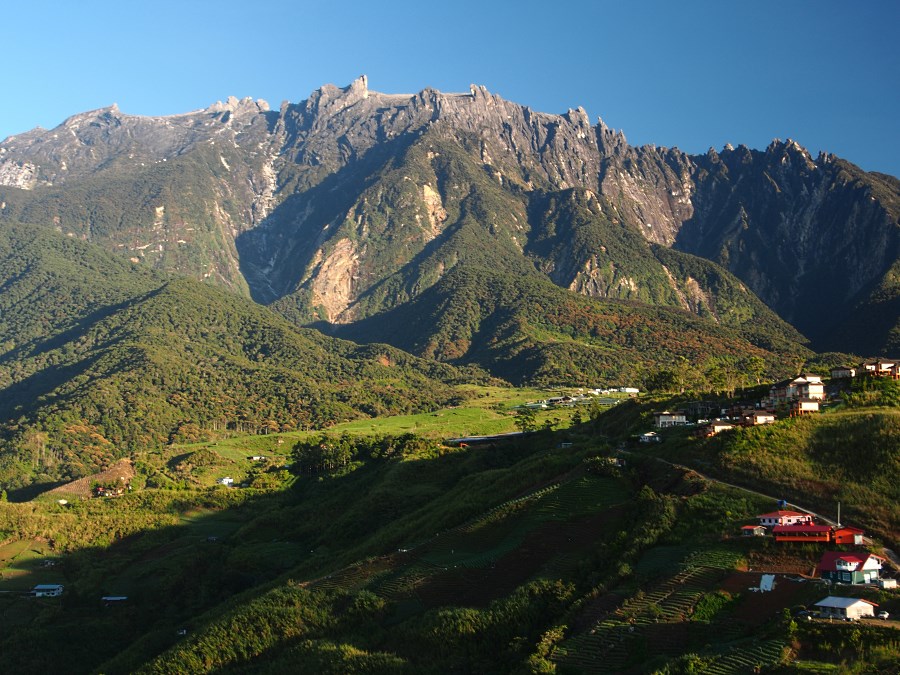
[622,448,900,571]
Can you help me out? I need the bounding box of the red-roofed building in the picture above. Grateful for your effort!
[757,510,814,528]
[772,524,833,542]
[832,526,865,545]
[817,552,884,585]
[741,525,766,537]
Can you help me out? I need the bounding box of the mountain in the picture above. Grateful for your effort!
[1,77,896,357]
[0,221,480,489]
[323,263,807,386]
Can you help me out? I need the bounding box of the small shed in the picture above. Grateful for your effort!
[832,526,865,545]
[741,525,766,537]
[814,596,877,621]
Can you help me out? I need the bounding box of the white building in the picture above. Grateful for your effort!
[33,584,64,597]
[814,596,877,621]
[653,411,687,428]
[756,510,813,528]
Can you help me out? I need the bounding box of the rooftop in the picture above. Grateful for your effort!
[814,596,877,609]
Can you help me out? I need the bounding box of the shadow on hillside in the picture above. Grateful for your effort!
[0,289,163,366]
[0,426,597,673]
[0,289,165,421]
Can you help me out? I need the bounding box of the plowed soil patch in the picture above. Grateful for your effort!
[416,508,624,608]
[720,573,807,627]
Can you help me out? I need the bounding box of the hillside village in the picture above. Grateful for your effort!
[1,366,897,672]
[643,359,898,442]
[631,360,900,632]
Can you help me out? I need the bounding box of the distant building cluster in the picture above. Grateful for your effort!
[521,387,638,410]
[830,360,898,381]
[645,362,898,441]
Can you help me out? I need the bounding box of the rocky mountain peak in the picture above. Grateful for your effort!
[302,75,371,120]
[206,96,271,115]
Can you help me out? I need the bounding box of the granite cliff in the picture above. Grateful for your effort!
[1,76,897,355]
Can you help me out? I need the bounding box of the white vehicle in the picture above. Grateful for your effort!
[877,610,890,620]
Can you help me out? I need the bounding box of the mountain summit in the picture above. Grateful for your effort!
[1,77,897,356]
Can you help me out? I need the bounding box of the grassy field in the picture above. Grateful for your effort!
[0,539,57,591]
[146,385,623,488]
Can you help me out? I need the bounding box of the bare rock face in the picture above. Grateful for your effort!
[1,77,897,352]
[0,156,38,189]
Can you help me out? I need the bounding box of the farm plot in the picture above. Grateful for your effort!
[553,562,731,672]
[0,539,57,590]
[703,638,788,674]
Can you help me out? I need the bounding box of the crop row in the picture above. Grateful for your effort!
[702,639,786,674]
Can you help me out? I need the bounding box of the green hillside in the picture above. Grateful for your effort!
[329,263,811,386]
[2,383,897,673]
[0,223,484,491]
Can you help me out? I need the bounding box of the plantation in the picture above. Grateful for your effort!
[0,379,897,672]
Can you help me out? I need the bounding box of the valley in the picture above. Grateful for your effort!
[0,77,897,673]
[1,379,898,673]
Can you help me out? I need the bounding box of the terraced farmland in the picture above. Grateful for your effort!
[551,541,752,674]
[702,638,788,674]
[304,472,631,610]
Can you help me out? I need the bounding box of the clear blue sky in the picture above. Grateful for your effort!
[5,0,899,176]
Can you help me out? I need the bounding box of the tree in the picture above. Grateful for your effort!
[514,407,537,433]
[744,355,766,386]
[571,408,583,426]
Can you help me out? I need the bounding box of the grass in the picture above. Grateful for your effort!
[0,539,57,591]
[150,385,611,485]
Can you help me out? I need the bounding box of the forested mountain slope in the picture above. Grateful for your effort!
[1,77,896,355]
[0,222,478,489]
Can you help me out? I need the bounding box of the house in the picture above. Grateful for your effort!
[861,360,896,377]
[653,411,687,428]
[741,525,767,537]
[757,510,814,527]
[817,551,884,584]
[791,398,820,416]
[772,524,833,542]
[682,400,721,419]
[743,411,776,426]
[697,420,734,437]
[813,596,877,621]
[830,366,856,379]
[32,584,64,597]
[723,404,757,420]
[795,375,825,400]
[771,524,865,544]
[832,526,865,545]
[768,374,825,408]
[639,431,662,443]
